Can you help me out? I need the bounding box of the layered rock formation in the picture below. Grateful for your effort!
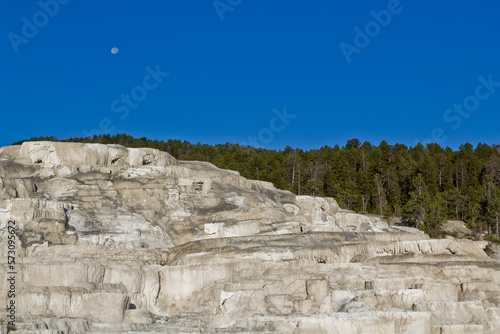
[0,141,499,333]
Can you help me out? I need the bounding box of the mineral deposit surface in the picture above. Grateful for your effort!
[1,142,500,333]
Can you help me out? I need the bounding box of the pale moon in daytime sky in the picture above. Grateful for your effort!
[111,47,119,54]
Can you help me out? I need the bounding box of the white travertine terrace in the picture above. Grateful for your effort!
[0,141,499,333]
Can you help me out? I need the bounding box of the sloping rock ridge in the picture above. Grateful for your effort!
[0,142,499,333]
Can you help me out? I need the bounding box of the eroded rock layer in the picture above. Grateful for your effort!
[0,142,499,333]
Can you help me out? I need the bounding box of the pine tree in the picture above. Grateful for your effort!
[425,193,446,237]
[481,174,500,238]
[373,173,387,216]
[404,174,428,229]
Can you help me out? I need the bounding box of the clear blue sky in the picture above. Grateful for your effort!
[1,0,499,150]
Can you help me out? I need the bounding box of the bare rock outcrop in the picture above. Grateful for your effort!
[442,220,474,239]
[0,142,499,333]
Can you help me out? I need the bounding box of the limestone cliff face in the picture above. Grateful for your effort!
[0,142,499,333]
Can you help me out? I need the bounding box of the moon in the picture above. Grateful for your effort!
[111,47,119,55]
